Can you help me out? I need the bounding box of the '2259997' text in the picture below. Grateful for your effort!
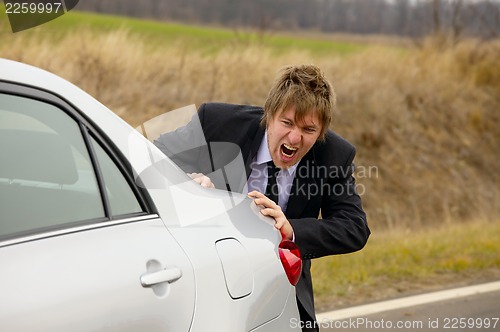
[5,2,63,14]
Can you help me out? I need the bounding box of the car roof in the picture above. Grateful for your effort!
[0,58,77,95]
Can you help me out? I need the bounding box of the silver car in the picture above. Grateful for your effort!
[0,58,302,331]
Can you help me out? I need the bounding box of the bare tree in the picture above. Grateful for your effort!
[432,0,442,35]
[450,0,464,42]
[74,0,500,39]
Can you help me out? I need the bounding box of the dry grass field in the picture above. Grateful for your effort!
[2,12,499,307]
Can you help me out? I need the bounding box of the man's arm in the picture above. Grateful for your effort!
[290,178,369,259]
[154,109,209,174]
[290,145,370,259]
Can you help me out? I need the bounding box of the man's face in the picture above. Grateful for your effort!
[267,106,322,169]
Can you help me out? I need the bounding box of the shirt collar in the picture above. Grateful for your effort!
[255,130,299,177]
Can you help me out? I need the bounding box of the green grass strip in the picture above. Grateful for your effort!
[1,7,366,55]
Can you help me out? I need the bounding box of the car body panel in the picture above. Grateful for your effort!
[0,216,196,331]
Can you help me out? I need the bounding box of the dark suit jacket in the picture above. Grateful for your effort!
[155,103,370,322]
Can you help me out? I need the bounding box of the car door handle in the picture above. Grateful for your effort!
[140,267,182,287]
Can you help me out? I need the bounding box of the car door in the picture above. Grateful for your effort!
[0,84,195,331]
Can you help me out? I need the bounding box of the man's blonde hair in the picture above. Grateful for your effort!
[262,65,336,141]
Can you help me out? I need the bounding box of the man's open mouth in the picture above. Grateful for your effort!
[281,143,298,158]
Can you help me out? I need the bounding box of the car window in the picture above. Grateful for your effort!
[0,93,104,239]
[89,136,143,217]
